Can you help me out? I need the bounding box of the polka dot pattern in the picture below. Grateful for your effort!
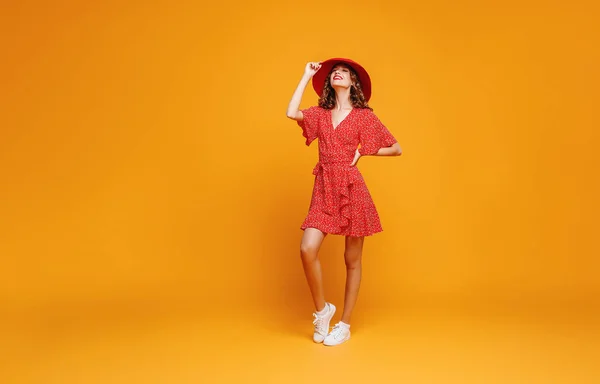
[297,106,397,237]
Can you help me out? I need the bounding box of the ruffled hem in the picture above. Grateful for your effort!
[358,137,398,156]
[311,162,361,233]
[302,162,383,237]
[300,126,314,146]
[297,107,318,146]
[300,222,383,237]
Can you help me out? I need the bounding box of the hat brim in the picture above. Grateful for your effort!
[311,58,372,102]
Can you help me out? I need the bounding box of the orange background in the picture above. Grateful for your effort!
[1,1,599,382]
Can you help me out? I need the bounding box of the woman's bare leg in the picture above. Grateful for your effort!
[300,228,327,311]
[341,236,364,324]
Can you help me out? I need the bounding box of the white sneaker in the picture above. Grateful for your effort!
[312,303,336,343]
[323,322,351,346]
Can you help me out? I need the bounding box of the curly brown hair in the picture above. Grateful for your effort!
[318,63,372,110]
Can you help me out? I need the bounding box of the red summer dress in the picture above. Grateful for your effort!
[297,106,397,237]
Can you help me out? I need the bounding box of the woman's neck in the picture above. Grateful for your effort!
[334,88,353,111]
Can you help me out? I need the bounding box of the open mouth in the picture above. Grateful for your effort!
[333,75,343,80]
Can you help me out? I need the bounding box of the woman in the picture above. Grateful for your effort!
[286,58,402,346]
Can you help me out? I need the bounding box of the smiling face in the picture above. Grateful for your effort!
[318,61,371,110]
[329,64,353,89]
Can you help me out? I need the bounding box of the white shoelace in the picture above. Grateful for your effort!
[329,322,347,339]
[312,313,327,336]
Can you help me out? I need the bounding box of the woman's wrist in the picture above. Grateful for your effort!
[303,69,315,78]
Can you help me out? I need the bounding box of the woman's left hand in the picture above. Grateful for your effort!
[350,149,361,166]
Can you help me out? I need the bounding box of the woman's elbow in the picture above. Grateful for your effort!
[393,142,402,156]
[286,110,298,120]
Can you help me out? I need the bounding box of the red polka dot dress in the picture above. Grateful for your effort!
[297,106,397,237]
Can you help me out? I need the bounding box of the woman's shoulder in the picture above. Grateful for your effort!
[356,107,375,115]
[303,105,329,119]
[354,107,377,120]
[305,105,328,113]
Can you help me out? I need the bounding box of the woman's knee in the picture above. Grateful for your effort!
[300,242,319,262]
[300,228,325,262]
[344,236,364,269]
[344,251,362,269]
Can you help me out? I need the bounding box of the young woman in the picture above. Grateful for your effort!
[286,58,402,346]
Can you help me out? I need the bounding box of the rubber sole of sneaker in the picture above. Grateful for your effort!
[323,332,350,346]
[312,303,336,343]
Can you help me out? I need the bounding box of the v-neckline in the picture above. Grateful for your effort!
[330,108,354,131]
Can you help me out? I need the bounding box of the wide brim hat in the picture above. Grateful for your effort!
[312,58,372,102]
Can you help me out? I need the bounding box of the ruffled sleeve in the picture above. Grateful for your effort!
[358,110,397,156]
[297,106,320,146]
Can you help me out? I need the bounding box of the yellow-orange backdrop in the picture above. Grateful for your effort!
[1,0,598,318]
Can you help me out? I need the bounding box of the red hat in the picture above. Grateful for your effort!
[312,58,372,102]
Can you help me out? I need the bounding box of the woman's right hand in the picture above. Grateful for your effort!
[287,62,320,119]
[304,62,322,78]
